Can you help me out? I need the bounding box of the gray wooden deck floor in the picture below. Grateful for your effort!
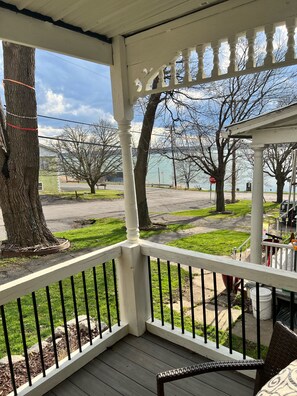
[47,333,255,396]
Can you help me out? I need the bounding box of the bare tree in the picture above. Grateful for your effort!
[264,144,297,203]
[0,42,61,254]
[55,122,121,194]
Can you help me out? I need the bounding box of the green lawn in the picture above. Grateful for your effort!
[41,190,123,200]
[54,218,192,251]
[172,200,279,218]
[168,230,250,256]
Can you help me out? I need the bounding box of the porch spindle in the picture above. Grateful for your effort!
[226,277,233,354]
[228,36,237,73]
[246,29,255,69]
[196,44,204,80]
[167,261,174,330]
[82,271,92,345]
[112,259,120,326]
[182,48,191,83]
[201,268,207,343]
[46,286,59,368]
[147,256,154,322]
[264,24,274,67]
[103,262,112,332]
[213,273,219,348]
[70,276,82,352]
[290,292,295,331]
[189,266,195,338]
[92,266,103,338]
[1,305,17,395]
[286,18,296,62]
[59,280,71,359]
[178,263,184,334]
[240,279,246,359]
[169,59,177,88]
[32,292,46,376]
[157,258,164,326]
[212,42,220,77]
[17,298,32,385]
[256,283,261,359]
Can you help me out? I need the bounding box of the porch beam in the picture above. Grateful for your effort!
[0,7,113,65]
[253,127,297,145]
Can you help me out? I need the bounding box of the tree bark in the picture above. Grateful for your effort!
[216,178,225,212]
[276,178,285,203]
[0,43,59,249]
[134,88,162,229]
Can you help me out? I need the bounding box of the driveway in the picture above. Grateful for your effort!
[0,184,274,240]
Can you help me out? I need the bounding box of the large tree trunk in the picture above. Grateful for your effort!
[0,43,59,250]
[215,178,225,212]
[276,177,285,204]
[134,87,162,229]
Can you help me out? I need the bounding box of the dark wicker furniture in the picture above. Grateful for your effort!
[156,321,297,395]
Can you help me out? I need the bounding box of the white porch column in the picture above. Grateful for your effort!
[118,122,139,241]
[110,35,139,242]
[250,144,265,264]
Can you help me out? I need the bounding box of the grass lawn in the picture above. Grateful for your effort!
[168,229,250,256]
[54,218,192,251]
[172,200,279,218]
[41,190,123,201]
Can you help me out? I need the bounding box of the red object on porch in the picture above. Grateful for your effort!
[222,274,240,293]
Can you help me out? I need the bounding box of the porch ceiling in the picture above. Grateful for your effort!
[224,102,297,145]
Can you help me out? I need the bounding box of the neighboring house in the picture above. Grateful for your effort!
[39,143,60,193]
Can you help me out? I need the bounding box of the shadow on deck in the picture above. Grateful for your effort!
[47,332,254,396]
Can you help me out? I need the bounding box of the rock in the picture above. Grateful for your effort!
[0,355,25,365]
[67,315,88,328]
[55,326,65,338]
[28,340,50,354]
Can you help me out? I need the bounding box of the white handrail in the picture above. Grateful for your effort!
[140,239,297,293]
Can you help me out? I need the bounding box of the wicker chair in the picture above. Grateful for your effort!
[156,322,297,396]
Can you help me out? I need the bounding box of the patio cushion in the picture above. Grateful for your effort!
[256,359,297,395]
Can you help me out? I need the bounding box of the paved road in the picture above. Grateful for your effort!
[0,184,276,240]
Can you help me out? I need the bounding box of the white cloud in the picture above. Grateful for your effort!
[38,88,114,123]
[38,125,64,137]
[38,89,72,114]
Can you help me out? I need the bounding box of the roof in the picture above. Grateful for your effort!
[224,103,297,144]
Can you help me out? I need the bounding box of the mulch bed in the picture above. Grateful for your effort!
[0,325,99,396]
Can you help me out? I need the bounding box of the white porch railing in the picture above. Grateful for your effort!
[262,241,296,271]
[1,239,297,395]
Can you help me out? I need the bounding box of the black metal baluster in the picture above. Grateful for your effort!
[32,292,46,376]
[1,305,17,395]
[189,266,195,338]
[256,283,261,359]
[59,281,71,360]
[46,286,59,368]
[157,258,164,326]
[201,269,207,343]
[93,267,102,338]
[103,262,112,331]
[178,263,184,334]
[226,276,232,354]
[112,259,120,326]
[70,276,82,352]
[240,279,246,359]
[17,298,32,385]
[167,261,174,330]
[290,292,295,331]
[213,273,219,348]
[272,287,277,325]
[147,256,154,322]
[82,271,92,345]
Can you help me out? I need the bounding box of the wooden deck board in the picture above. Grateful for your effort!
[48,332,254,396]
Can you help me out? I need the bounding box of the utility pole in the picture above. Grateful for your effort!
[170,125,177,188]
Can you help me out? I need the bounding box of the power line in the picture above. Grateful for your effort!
[3,104,165,137]
[39,134,121,149]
